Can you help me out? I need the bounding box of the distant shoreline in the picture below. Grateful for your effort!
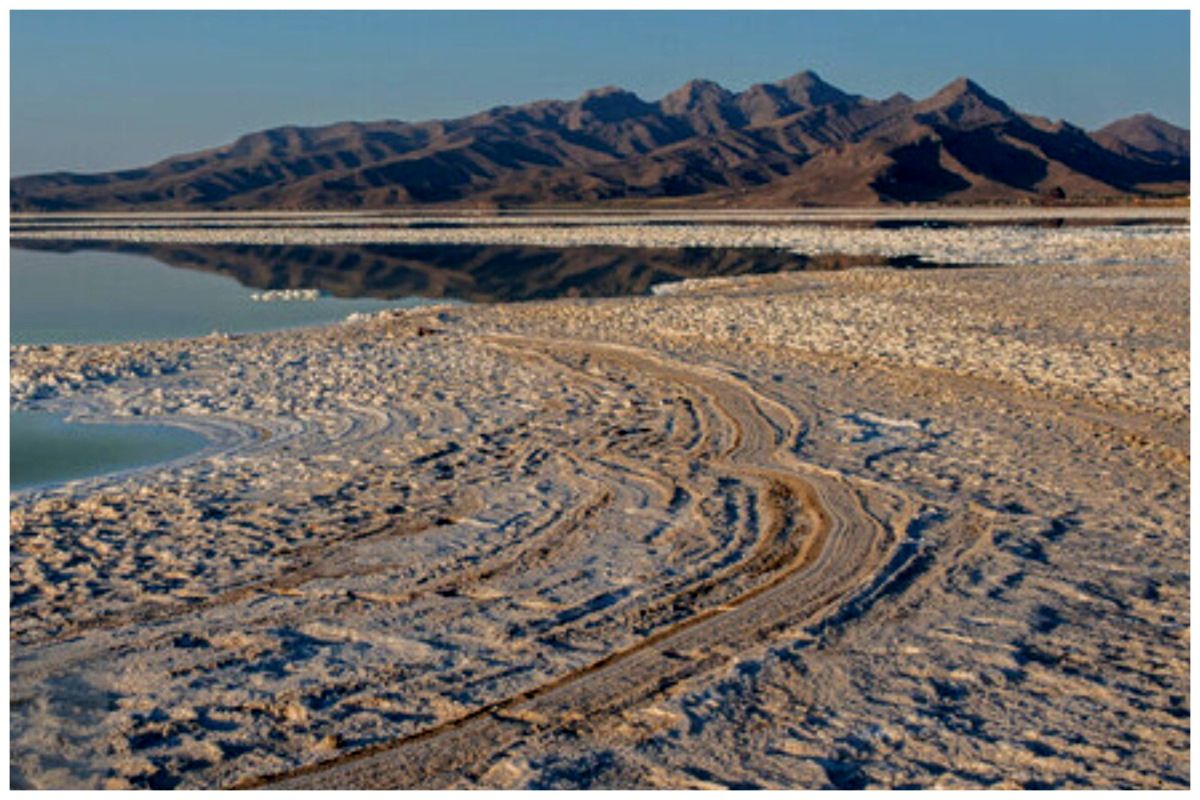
[10,204,1190,223]
[9,210,1189,271]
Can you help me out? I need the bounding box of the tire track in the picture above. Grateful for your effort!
[246,336,912,789]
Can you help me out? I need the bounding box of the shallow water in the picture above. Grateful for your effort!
[12,240,820,306]
[10,247,410,345]
[10,411,209,491]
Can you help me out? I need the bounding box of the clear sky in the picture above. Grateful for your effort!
[10,10,1190,176]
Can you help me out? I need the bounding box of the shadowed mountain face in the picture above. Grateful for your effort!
[15,240,894,302]
[10,71,1189,211]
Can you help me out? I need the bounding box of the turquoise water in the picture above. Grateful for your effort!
[10,411,210,491]
[11,248,410,345]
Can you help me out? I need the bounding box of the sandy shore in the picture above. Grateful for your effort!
[9,223,1190,788]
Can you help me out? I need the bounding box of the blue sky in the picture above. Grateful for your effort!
[10,10,1190,176]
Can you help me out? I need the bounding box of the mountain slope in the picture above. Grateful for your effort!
[1092,114,1190,164]
[11,71,1189,211]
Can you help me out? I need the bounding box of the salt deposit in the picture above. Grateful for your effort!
[9,217,1189,790]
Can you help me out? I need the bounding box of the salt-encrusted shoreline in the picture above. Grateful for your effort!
[10,217,1189,267]
[10,206,1189,224]
[11,397,268,500]
[9,223,1190,789]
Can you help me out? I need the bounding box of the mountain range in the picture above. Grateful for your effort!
[10,71,1190,211]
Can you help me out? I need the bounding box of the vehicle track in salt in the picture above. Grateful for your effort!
[247,335,917,789]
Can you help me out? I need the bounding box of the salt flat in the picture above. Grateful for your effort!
[8,217,1189,788]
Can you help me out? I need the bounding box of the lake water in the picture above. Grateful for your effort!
[12,240,818,306]
[10,411,210,491]
[10,247,412,345]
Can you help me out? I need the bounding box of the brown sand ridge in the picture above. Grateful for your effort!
[8,215,1190,788]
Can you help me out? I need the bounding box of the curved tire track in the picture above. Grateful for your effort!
[246,336,913,789]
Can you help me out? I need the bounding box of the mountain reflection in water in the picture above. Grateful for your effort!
[13,241,890,303]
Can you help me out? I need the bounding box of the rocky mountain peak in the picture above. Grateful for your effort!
[570,86,655,124]
[918,76,1013,126]
[774,69,851,107]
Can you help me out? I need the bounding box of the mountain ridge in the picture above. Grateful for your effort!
[11,71,1190,211]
